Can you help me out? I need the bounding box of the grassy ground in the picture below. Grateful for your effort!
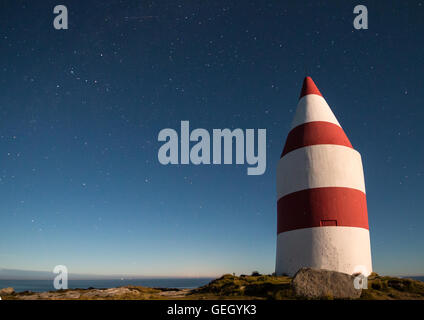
[188,274,294,300]
[188,273,424,300]
[359,273,424,300]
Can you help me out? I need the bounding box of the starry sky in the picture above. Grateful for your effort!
[0,1,423,277]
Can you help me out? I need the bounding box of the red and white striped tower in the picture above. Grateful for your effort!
[275,77,372,276]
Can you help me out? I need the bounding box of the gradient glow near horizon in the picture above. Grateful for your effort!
[0,1,423,278]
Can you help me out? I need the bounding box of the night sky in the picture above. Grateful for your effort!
[0,1,423,277]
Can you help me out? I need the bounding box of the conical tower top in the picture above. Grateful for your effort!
[281,77,353,157]
[299,76,323,99]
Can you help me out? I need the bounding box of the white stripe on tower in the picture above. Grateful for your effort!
[276,227,372,276]
[277,145,366,200]
[291,94,340,129]
[275,76,372,276]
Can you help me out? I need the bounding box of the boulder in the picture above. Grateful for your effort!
[0,287,15,295]
[292,268,362,299]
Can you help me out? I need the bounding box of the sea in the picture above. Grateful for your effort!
[409,276,424,282]
[0,278,215,293]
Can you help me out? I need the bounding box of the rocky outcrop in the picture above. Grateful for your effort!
[0,287,15,295]
[0,286,169,300]
[292,267,362,299]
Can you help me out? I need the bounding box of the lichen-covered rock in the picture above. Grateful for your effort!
[292,268,362,299]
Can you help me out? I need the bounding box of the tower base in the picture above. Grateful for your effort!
[275,226,372,276]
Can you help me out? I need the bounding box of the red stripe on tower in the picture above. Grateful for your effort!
[281,121,353,157]
[277,187,369,233]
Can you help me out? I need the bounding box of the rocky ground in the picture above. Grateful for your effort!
[1,269,423,300]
